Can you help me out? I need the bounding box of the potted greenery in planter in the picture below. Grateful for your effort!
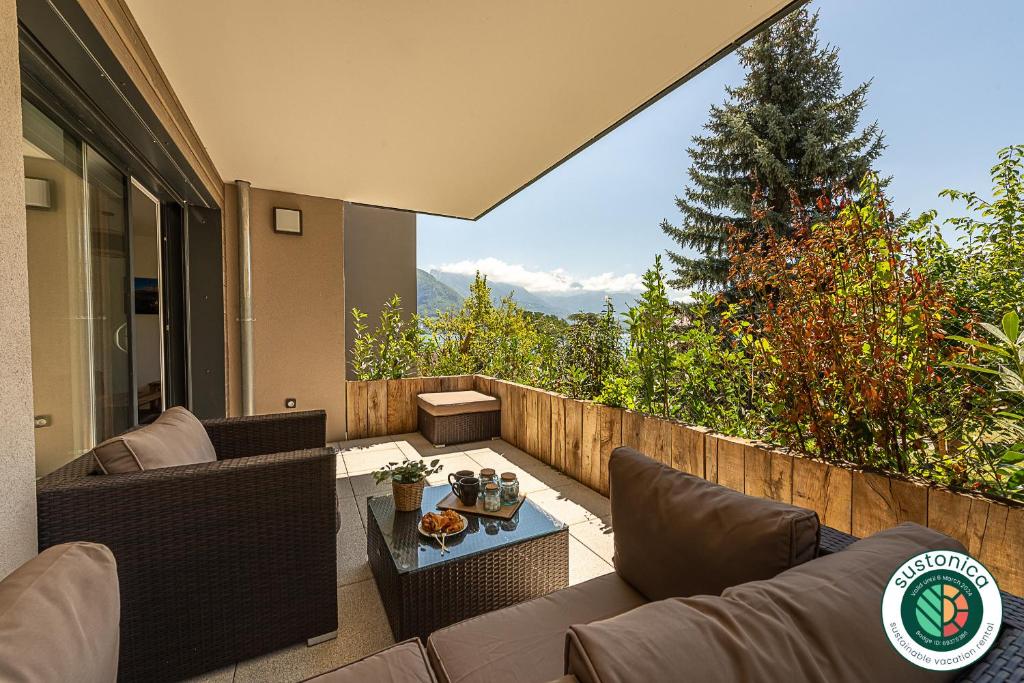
[373,459,443,512]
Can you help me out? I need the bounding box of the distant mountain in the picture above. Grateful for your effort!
[542,290,638,318]
[424,269,637,319]
[417,269,463,315]
[429,270,563,317]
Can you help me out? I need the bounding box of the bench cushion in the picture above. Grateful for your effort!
[566,524,965,683]
[417,391,500,417]
[610,446,819,601]
[427,572,646,683]
[0,542,120,683]
[305,639,437,682]
[93,406,217,474]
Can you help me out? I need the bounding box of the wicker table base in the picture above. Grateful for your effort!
[367,487,569,643]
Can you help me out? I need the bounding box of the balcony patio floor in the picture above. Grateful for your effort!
[187,434,615,683]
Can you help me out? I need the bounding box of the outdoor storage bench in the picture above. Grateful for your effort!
[417,390,500,446]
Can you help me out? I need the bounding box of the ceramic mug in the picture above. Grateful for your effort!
[450,476,480,506]
[448,470,474,493]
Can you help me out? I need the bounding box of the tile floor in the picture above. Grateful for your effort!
[186,434,615,682]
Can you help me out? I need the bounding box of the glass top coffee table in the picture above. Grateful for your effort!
[366,484,569,642]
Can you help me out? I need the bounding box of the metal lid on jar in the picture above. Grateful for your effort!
[480,468,496,477]
[484,482,499,491]
[500,472,517,481]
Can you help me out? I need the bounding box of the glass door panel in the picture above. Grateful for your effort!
[23,98,132,475]
[84,145,132,440]
[130,181,164,424]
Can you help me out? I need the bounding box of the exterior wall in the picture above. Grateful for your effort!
[223,183,347,441]
[0,0,39,576]
[342,203,417,380]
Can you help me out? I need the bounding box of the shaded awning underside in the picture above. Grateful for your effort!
[124,0,795,219]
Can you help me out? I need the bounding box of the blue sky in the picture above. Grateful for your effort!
[418,0,1023,294]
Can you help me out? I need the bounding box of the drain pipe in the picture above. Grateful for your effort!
[236,180,255,416]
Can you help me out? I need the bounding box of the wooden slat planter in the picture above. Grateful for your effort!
[343,375,1024,595]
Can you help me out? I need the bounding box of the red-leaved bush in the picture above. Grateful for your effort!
[728,175,959,472]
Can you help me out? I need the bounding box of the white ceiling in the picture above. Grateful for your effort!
[124,0,794,219]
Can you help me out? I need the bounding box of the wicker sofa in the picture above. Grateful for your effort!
[337,446,1023,683]
[36,410,338,683]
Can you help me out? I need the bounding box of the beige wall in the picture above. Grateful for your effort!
[223,183,347,441]
[343,203,417,380]
[0,0,39,577]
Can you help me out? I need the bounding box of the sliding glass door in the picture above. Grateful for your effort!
[23,98,164,474]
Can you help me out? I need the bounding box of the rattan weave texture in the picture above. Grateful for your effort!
[36,410,338,682]
[419,407,500,446]
[367,486,568,642]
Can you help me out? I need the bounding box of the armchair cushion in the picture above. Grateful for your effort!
[93,406,216,473]
[566,524,964,683]
[609,447,819,600]
[0,542,120,683]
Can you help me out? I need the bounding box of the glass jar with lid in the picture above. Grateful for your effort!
[482,482,501,512]
[499,472,519,506]
[479,468,499,489]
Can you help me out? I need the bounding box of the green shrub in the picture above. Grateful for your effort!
[350,294,418,380]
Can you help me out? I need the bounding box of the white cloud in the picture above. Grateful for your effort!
[432,257,645,293]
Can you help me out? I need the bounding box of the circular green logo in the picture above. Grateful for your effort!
[882,550,1002,671]
[900,570,983,651]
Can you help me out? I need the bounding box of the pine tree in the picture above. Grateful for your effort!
[661,9,885,291]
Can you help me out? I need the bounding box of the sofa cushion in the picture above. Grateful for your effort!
[417,391,500,417]
[427,572,647,683]
[94,406,217,474]
[0,542,120,683]
[566,523,965,683]
[305,639,437,682]
[609,446,819,600]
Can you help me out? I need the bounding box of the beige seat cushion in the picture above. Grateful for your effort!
[304,639,437,682]
[0,542,120,683]
[610,446,819,601]
[93,406,217,474]
[567,524,965,683]
[427,572,647,683]
[417,391,500,417]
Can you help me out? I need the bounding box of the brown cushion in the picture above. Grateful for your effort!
[609,446,819,600]
[93,406,217,474]
[417,391,500,417]
[304,639,437,682]
[567,524,965,683]
[0,542,120,683]
[427,572,647,683]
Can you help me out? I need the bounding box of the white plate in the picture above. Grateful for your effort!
[417,513,469,541]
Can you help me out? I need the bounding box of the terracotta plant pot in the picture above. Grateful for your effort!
[392,478,426,512]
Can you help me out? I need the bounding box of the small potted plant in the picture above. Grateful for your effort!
[373,459,443,512]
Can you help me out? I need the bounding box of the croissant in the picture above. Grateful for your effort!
[421,510,464,534]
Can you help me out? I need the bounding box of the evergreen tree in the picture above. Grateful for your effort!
[661,9,884,290]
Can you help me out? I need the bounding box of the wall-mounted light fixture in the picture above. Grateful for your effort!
[273,207,302,235]
[25,177,52,209]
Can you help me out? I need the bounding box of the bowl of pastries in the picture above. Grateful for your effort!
[418,509,467,542]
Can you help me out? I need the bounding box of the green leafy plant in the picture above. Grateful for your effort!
[947,311,1024,500]
[350,294,419,380]
[941,145,1024,325]
[418,273,544,383]
[542,300,623,399]
[372,459,443,485]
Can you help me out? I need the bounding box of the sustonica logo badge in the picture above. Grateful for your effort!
[882,550,1002,671]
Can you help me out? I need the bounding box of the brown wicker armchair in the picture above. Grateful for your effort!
[36,410,338,683]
